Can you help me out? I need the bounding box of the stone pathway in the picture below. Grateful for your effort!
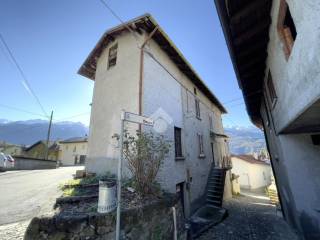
[197,191,300,240]
[0,221,30,240]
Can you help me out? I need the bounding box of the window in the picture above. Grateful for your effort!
[174,127,183,158]
[195,99,201,119]
[73,146,77,153]
[108,43,118,68]
[266,71,277,108]
[198,134,204,157]
[278,1,296,59]
[209,115,213,130]
[66,145,68,150]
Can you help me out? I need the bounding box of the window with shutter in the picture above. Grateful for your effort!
[174,127,183,158]
[108,44,118,68]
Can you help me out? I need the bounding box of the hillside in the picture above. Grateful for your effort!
[0,119,89,145]
[225,126,266,154]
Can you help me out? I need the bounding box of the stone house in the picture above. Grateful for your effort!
[58,137,88,166]
[231,155,271,190]
[215,0,320,238]
[23,140,59,160]
[78,14,231,215]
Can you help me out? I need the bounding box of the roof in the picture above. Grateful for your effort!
[231,154,269,165]
[78,13,227,114]
[59,137,88,144]
[24,141,59,151]
[214,0,272,126]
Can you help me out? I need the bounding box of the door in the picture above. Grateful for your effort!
[211,142,215,166]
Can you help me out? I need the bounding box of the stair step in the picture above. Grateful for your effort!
[207,189,222,193]
[207,199,221,205]
[207,194,221,199]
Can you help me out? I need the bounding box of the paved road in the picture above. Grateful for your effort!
[197,190,300,240]
[0,167,83,225]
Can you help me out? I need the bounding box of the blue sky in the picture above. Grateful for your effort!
[0,0,252,127]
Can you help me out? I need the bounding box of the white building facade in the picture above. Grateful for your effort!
[231,155,271,190]
[79,14,231,214]
[58,137,88,166]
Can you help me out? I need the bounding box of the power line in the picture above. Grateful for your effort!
[0,103,47,118]
[98,0,140,44]
[0,32,49,118]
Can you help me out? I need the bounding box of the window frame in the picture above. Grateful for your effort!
[195,98,201,119]
[174,127,184,159]
[266,71,277,109]
[107,43,118,69]
[198,133,205,158]
[277,0,296,60]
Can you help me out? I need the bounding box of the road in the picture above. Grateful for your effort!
[0,167,83,226]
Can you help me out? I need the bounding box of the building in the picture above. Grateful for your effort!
[0,142,23,156]
[23,141,59,160]
[231,155,271,190]
[215,0,320,238]
[78,14,231,214]
[58,137,88,166]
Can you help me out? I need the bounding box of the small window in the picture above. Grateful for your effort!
[174,127,183,158]
[266,71,277,108]
[195,99,201,119]
[198,134,204,156]
[108,44,118,68]
[66,145,68,150]
[278,1,296,59]
[73,146,77,153]
[209,115,213,130]
[194,88,197,95]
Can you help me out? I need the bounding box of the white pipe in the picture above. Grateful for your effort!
[172,206,177,240]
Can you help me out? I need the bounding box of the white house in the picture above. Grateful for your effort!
[78,14,231,214]
[215,0,320,238]
[231,155,271,190]
[58,137,88,166]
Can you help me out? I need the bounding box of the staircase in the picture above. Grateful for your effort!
[206,168,227,207]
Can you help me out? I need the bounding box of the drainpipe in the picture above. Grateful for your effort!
[138,27,159,118]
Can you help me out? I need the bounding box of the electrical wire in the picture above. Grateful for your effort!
[0,32,49,118]
[0,103,47,118]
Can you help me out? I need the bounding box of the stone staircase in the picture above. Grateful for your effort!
[206,168,227,207]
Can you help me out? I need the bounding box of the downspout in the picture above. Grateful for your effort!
[138,26,159,118]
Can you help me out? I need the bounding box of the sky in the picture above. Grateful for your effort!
[0,0,253,128]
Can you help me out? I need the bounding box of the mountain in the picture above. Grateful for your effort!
[0,119,89,145]
[225,126,266,154]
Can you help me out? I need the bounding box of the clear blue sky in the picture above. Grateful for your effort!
[0,0,253,127]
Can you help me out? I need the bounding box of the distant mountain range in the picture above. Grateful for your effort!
[0,119,265,154]
[225,126,266,154]
[0,119,89,145]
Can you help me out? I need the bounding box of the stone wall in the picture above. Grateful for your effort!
[25,197,185,240]
[12,156,57,170]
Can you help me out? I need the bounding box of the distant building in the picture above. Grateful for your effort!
[215,0,320,238]
[23,141,59,160]
[58,137,88,166]
[0,142,23,156]
[231,155,271,190]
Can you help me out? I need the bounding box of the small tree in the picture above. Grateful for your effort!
[118,130,170,196]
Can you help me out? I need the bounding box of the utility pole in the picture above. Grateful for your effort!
[45,111,53,160]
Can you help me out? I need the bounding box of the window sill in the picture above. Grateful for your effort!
[198,154,205,159]
[175,156,185,161]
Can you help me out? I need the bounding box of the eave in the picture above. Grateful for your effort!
[214,0,273,127]
[78,13,227,114]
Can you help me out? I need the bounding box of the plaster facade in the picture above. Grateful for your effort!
[260,0,320,238]
[59,141,88,166]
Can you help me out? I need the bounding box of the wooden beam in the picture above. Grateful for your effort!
[236,39,268,59]
[234,19,270,46]
[230,0,270,25]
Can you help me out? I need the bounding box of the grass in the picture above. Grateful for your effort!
[59,173,116,197]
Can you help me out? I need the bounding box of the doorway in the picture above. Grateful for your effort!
[176,182,185,216]
[211,142,215,167]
